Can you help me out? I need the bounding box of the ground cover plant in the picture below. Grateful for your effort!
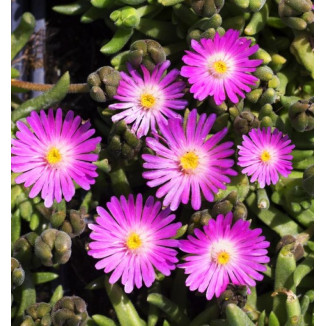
[11,0,314,325]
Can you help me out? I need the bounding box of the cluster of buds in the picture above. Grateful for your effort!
[289,98,314,132]
[211,191,248,221]
[50,201,87,238]
[107,120,143,161]
[11,257,25,290]
[187,14,224,44]
[278,0,314,31]
[34,229,72,267]
[87,66,121,103]
[188,209,212,234]
[191,0,225,17]
[51,296,88,326]
[245,65,281,106]
[128,39,166,72]
[21,303,52,326]
[233,110,260,135]
[258,104,281,128]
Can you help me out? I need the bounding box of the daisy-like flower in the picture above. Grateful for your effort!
[237,127,295,188]
[88,194,181,293]
[108,60,187,138]
[11,109,101,207]
[179,212,270,300]
[180,29,262,105]
[142,109,237,211]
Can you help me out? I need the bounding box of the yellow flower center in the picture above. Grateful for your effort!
[126,232,142,250]
[213,60,228,74]
[216,251,230,265]
[46,147,62,165]
[141,93,156,109]
[261,150,271,162]
[180,152,199,171]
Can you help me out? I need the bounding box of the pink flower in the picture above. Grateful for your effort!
[181,29,262,105]
[11,109,101,207]
[237,127,295,188]
[88,194,181,293]
[109,60,187,138]
[142,109,237,211]
[179,212,270,300]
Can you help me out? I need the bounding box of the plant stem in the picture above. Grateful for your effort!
[11,79,90,93]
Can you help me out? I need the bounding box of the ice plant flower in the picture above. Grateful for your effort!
[237,127,295,188]
[108,60,187,138]
[179,212,270,300]
[11,109,101,207]
[88,194,181,293]
[180,29,262,105]
[142,109,237,211]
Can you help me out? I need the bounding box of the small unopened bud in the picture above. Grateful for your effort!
[128,40,166,72]
[110,7,140,28]
[11,257,25,290]
[191,0,225,17]
[52,296,88,326]
[35,229,72,267]
[254,66,274,81]
[188,209,212,234]
[13,232,39,268]
[302,165,314,196]
[289,99,314,132]
[233,111,260,135]
[23,303,52,326]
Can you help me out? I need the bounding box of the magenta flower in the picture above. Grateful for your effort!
[180,29,262,105]
[142,109,237,211]
[237,127,295,188]
[179,212,270,300]
[11,109,101,207]
[109,60,187,138]
[88,194,181,293]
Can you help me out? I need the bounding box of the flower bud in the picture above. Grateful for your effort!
[87,66,121,102]
[34,229,72,267]
[233,111,260,135]
[276,236,305,261]
[289,99,314,132]
[52,296,88,326]
[188,209,212,234]
[128,39,166,72]
[191,0,225,17]
[246,88,263,103]
[254,66,274,81]
[110,7,140,28]
[22,303,52,326]
[13,232,40,268]
[302,165,313,196]
[11,257,25,290]
[259,88,277,105]
[60,209,86,238]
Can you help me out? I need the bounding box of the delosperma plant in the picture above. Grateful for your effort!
[11,0,314,325]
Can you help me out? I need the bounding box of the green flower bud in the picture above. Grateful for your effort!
[34,229,72,267]
[188,209,212,234]
[52,296,88,326]
[22,302,52,326]
[60,209,86,238]
[302,10,314,24]
[278,1,301,17]
[128,39,166,72]
[11,257,25,290]
[259,88,277,105]
[246,88,263,103]
[302,165,314,196]
[88,66,121,102]
[281,17,307,30]
[260,116,274,127]
[13,232,40,268]
[282,0,313,13]
[289,99,314,132]
[191,0,225,17]
[110,7,140,28]
[251,48,272,65]
[230,0,250,10]
[223,15,246,32]
[233,111,260,135]
[211,191,248,221]
[268,75,280,89]
[249,0,266,12]
[269,53,287,72]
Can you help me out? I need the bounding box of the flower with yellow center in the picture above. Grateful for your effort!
[213,60,228,75]
[260,150,271,163]
[126,232,142,250]
[46,147,62,165]
[216,251,230,265]
[180,151,199,172]
[140,93,156,109]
